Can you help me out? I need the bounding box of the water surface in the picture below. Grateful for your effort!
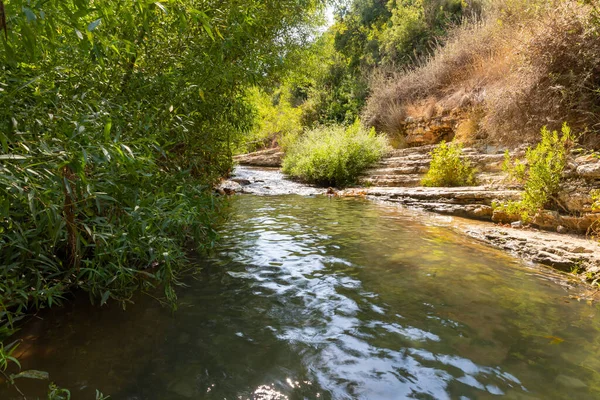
[2,194,600,399]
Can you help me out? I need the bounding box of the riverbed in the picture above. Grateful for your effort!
[2,170,600,399]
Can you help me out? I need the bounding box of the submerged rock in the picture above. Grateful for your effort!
[465,226,600,277]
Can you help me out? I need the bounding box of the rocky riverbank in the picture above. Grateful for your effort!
[226,146,600,284]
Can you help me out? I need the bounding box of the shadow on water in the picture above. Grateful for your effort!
[2,194,600,399]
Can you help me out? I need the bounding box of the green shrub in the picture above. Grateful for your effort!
[593,190,600,212]
[282,121,389,187]
[590,189,600,239]
[499,123,574,222]
[421,141,477,187]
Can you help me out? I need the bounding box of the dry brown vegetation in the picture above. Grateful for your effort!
[364,0,600,148]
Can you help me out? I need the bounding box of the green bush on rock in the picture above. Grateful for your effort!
[282,121,389,187]
[499,123,574,222]
[421,141,477,187]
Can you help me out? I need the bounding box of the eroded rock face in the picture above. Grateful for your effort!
[233,147,283,167]
[576,162,600,179]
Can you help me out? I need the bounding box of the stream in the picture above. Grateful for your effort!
[2,167,600,399]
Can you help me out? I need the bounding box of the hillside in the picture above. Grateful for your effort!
[364,0,600,149]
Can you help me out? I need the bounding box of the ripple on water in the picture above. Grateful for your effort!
[2,194,600,400]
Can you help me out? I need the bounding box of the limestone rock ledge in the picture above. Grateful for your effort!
[464,225,600,278]
[233,148,283,167]
[341,186,521,221]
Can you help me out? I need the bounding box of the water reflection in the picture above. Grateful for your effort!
[2,195,600,399]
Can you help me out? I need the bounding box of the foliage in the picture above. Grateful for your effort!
[237,87,303,153]
[499,123,574,222]
[282,121,389,186]
[0,342,20,372]
[48,384,72,400]
[0,0,326,388]
[421,141,477,187]
[275,0,480,128]
[593,190,600,212]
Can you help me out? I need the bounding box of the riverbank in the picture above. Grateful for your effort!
[222,163,600,286]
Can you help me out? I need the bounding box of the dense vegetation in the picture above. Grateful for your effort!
[243,0,480,144]
[0,0,325,390]
[282,121,388,186]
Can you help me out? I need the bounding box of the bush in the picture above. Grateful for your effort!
[282,121,389,187]
[421,141,477,187]
[500,123,574,221]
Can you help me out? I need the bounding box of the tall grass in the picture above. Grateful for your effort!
[282,121,389,187]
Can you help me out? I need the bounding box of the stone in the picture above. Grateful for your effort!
[492,209,519,224]
[218,180,242,195]
[511,221,523,228]
[231,178,251,185]
[556,225,567,234]
[233,147,283,167]
[576,162,600,179]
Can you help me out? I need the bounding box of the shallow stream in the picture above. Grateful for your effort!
[2,168,600,399]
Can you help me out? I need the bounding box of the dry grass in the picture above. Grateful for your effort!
[364,0,600,148]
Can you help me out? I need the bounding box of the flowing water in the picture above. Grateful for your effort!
[2,169,600,400]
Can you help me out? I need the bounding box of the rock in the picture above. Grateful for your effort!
[557,180,597,213]
[217,180,242,195]
[511,221,523,228]
[557,225,567,234]
[465,224,600,276]
[492,209,519,224]
[234,147,283,167]
[231,178,251,185]
[576,162,600,179]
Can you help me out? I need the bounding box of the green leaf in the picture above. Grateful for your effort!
[88,18,102,31]
[100,290,110,306]
[23,8,37,22]
[154,2,168,14]
[202,20,214,40]
[103,121,112,142]
[11,370,49,380]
